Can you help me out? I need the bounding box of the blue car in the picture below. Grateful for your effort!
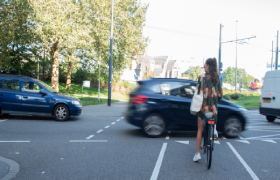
[0,74,82,121]
[126,78,248,138]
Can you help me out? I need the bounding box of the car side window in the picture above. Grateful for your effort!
[150,83,162,94]
[180,83,196,98]
[0,79,2,89]
[23,81,43,94]
[160,82,182,96]
[2,79,20,91]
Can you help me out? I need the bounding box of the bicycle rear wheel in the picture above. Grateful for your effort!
[207,124,214,169]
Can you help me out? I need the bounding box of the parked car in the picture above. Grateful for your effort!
[125,78,248,138]
[0,74,82,121]
[260,70,280,122]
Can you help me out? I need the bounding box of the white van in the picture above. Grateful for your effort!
[260,70,280,122]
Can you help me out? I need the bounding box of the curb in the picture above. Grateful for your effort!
[0,156,20,180]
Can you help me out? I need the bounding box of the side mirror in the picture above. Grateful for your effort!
[39,89,47,95]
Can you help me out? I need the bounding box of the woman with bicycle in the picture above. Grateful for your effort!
[193,58,223,162]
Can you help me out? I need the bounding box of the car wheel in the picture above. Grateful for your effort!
[266,116,276,122]
[222,116,243,138]
[54,104,69,121]
[143,113,166,138]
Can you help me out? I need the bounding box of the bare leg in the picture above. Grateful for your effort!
[196,117,205,154]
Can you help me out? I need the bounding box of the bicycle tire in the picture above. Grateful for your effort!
[207,124,214,169]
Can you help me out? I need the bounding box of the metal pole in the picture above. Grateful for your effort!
[108,0,114,106]
[235,21,238,92]
[98,49,101,102]
[276,30,279,70]
[37,57,39,80]
[218,24,222,75]
[43,47,45,80]
[271,41,273,71]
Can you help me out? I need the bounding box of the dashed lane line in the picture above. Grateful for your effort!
[105,126,110,128]
[70,140,107,142]
[165,136,169,140]
[227,142,259,180]
[0,119,7,122]
[150,143,167,180]
[96,129,103,133]
[111,122,116,125]
[86,135,94,140]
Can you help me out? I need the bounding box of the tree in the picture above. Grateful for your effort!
[0,0,39,75]
[184,66,203,81]
[142,71,154,79]
[223,67,255,89]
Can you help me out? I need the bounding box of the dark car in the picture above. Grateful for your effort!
[126,78,248,138]
[0,74,82,121]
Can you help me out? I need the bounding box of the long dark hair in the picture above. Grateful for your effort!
[206,58,219,84]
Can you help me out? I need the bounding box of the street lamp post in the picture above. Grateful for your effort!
[235,20,238,92]
[98,49,101,102]
[108,0,114,106]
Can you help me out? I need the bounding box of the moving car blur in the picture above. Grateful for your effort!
[126,78,248,138]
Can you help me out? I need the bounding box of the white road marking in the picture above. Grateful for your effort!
[214,140,220,144]
[227,142,259,180]
[105,126,110,128]
[235,140,250,144]
[0,141,30,142]
[96,129,103,133]
[238,135,244,139]
[249,129,280,133]
[116,119,120,122]
[222,136,227,139]
[262,140,277,143]
[121,117,124,119]
[86,135,94,139]
[150,143,167,180]
[247,126,280,129]
[176,141,189,145]
[70,140,107,142]
[111,122,116,124]
[244,133,280,140]
[165,136,169,140]
[0,119,8,122]
[250,114,261,116]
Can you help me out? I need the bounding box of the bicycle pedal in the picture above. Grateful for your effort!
[200,147,203,150]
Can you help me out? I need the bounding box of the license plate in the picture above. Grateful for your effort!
[263,99,271,103]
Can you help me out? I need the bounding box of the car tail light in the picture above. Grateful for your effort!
[130,95,148,104]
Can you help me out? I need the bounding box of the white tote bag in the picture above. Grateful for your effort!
[190,73,204,115]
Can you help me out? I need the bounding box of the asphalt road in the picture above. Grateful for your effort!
[0,102,279,180]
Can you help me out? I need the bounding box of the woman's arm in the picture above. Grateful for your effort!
[197,75,202,95]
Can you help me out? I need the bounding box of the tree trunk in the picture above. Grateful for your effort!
[51,39,59,92]
[66,50,72,90]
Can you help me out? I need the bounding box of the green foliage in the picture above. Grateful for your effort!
[142,71,154,79]
[223,67,255,89]
[0,0,39,75]
[71,95,119,106]
[184,66,203,81]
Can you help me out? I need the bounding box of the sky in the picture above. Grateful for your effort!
[140,0,280,79]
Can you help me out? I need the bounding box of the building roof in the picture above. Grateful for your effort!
[152,56,168,65]
[167,60,176,69]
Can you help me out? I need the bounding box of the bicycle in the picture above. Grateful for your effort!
[200,113,216,169]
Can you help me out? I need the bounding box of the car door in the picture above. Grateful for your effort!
[159,81,196,126]
[0,78,22,113]
[273,76,280,110]
[21,80,51,113]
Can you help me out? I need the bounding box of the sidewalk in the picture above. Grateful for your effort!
[0,156,19,180]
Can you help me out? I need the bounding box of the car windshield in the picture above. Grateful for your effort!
[34,79,57,93]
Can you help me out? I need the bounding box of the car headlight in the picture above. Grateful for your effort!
[71,101,80,105]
